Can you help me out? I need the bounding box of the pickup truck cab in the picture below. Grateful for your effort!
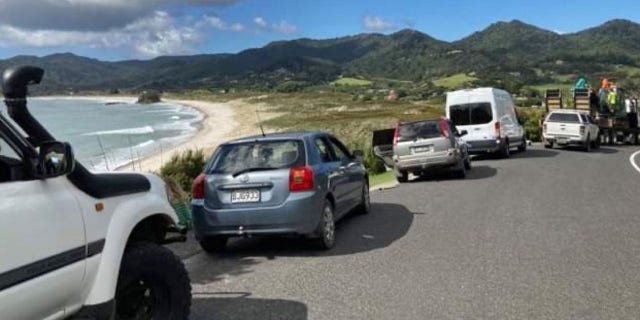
[0,66,191,319]
[543,109,600,152]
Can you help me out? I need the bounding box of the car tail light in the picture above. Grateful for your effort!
[495,121,501,139]
[579,125,585,135]
[439,118,450,138]
[192,173,206,199]
[289,166,314,192]
[393,124,400,145]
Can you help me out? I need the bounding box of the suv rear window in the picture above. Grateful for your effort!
[547,113,580,123]
[208,140,305,174]
[398,120,440,142]
[450,103,492,126]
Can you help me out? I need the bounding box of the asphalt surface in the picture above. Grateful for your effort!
[180,144,640,320]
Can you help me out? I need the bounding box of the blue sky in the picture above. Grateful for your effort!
[0,0,638,61]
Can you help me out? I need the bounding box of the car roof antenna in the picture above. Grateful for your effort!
[255,107,266,137]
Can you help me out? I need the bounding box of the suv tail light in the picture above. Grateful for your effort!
[495,121,501,139]
[439,118,450,138]
[192,173,206,199]
[393,124,400,145]
[289,166,314,192]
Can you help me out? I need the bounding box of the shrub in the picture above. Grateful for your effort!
[159,149,207,194]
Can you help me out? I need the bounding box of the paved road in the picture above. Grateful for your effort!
[182,145,640,319]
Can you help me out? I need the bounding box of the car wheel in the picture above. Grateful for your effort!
[357,182,371,215]
[499,139,510,159]
[454,158,467,179]
[396,169,409,183]
[199,236,229,253]
[464,155,472,170]
[518,136,527,152]
[115,243,191,320]
[315,200,336,250]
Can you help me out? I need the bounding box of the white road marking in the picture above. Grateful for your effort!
[630,150,640,173]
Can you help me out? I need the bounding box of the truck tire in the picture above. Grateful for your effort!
[396,170,409,183]
[199,236,229,253]
[584,135,591,152]
[115,242,191,320]
[544,140,553,149]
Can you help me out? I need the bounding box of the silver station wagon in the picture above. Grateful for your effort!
[191,131,370,252]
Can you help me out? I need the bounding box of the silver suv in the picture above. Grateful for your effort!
[374,118,471,183]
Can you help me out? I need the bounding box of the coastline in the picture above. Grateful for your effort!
[38,95,276,173]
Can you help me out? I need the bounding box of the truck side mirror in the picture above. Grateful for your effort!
[459,130,468,137]
[35,141,75,179]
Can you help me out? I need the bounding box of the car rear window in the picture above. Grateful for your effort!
[398,120,440,142]
[450,103,493,126]
[208,140,305,174]
[547,113,580,123]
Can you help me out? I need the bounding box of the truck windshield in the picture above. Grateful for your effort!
[398,120,440,142]
[207,139,305,174]
[547,113,580,123]
[450,103,492,126]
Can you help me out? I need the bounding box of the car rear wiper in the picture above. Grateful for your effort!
[231,167,278,177]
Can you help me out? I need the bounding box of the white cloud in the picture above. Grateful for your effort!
[271,20,297,35]
[198,15,245,32]
[253,17,298,35]
[553,30,567,35]
[0,0,243,31]
[363,15,397,32]
[254,17,268,28]
[0,11,242,58]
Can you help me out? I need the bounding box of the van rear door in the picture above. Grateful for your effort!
[449,102,494,142]
[372,128,395,167]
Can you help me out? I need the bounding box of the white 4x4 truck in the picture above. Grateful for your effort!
[0,66,191,319]
[543,109,600,152]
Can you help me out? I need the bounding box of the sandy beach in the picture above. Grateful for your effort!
[118,97,276,172]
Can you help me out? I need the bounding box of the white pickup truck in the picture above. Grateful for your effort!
[543,109,600,152]
[0,66,191,319]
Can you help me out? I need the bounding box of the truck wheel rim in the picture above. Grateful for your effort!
[117,275,170,319]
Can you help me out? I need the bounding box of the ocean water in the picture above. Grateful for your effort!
[0,97,202,171]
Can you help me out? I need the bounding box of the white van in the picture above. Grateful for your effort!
[446,88,526,158]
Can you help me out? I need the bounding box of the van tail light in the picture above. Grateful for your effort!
[192,173,206,199]
[495,121,501,139]
[579,125,585,135]
[289,166,314,192]
[393,124,400,145]
[439,118,450,138]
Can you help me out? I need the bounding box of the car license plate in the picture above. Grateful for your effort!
[231,189,260,203]
[412,146,433,153]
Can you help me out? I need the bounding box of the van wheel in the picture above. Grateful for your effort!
[315,200,336,250]
[396,170,408,183]
[518,136,527,152]
[199,236,228,253]
[115,243,191,320]
[499,139,510,159]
